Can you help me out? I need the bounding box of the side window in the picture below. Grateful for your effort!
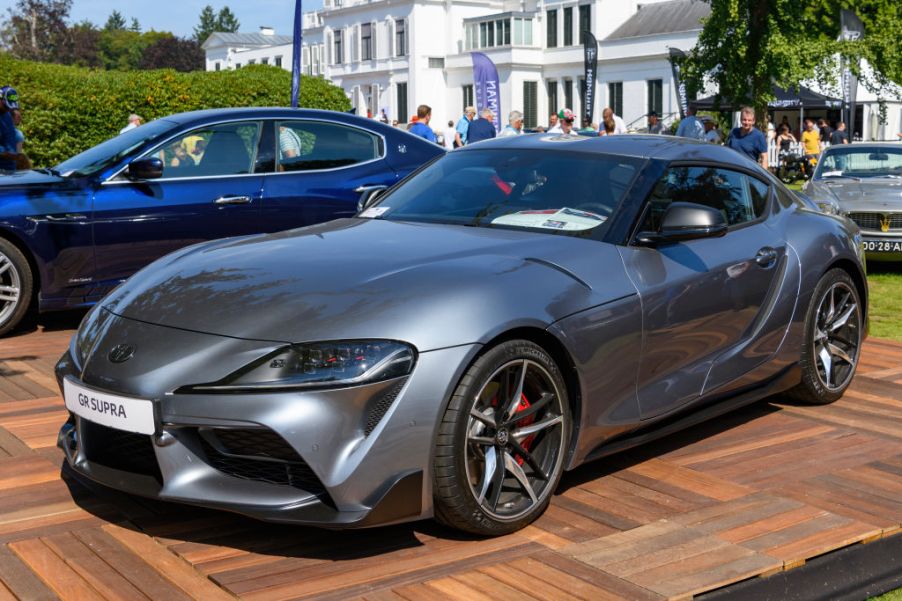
[640,166,769,231]
[276,121,382,172]
[147,122,260,179]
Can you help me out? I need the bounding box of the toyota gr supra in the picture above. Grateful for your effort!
[802,143,902,261]
[0,108,443,336]
[56,135,867,535]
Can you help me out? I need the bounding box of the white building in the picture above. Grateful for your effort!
[202,0,900,139]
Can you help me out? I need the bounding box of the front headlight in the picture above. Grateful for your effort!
[183,340,416,392]
[816,201,839,215]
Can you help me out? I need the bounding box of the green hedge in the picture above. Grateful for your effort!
[0,54,351,167]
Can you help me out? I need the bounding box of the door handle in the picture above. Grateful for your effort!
[755,247,779,268]
[214,195,252,205]
[47,213,88,221]
[353,185,388,194]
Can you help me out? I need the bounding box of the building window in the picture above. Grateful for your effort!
[235,63,241,68]
[523,81,538,129]
[361,23,372,60]
[275,56,282,68]
[397,82,408,123]
[647,79,663,116]
[313,46,321,74]
[395,18,406,56]
[248,59,256,65]
[563,79,573,112]
[462,85,474,110]
[608,82,623,117]
[334,30,343,65]
[261,57,269,65]
[513,18,533,45]
[428,57,445,68]
[546,9,557,48]
[579,5,591,41]
[547,80,558,116]
[563,7,573,46]
[215,62,221,71]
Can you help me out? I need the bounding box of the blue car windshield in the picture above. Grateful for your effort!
[53,119,179,177]
[370,149,640,237]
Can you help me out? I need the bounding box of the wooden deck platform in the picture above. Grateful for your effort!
[1,314,900,600]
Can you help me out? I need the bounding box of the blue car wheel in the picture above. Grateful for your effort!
[0,238,32,336]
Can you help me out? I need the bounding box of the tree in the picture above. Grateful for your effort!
[103,10,126,31]
[129,18,141,33]
[59,20,101,67]
[193,5,217,44]
[216,7,240,33]
[680,1,902,126]
[1,0,72,62]
[140,36,204,72]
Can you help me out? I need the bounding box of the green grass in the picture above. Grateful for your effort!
[867,264,902,341]
[871,589,902,600]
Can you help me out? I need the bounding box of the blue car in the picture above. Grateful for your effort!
[0,108,444,335]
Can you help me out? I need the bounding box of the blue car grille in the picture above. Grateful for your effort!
[847,212,902,232]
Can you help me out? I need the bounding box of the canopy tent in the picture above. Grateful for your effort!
[690,85,842,111]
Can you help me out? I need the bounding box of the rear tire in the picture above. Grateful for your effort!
[787,268,862,405]
[0,238,33,337]
[433,340,570,536]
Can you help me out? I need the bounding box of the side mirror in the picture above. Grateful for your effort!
[637,202,727,245]
[356,185,388,213]
[126,157,164,180]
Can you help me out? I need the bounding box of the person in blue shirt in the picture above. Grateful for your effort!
[0,86,20,171]
[675,106,705,140]
[455,106,475,146]
[726,106,769,169]
[465,108,497,144]
[408,105,437,143]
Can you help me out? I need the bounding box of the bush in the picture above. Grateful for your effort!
[0,54,351,167]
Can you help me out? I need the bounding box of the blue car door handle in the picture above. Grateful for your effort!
[755,247,779,268]
[214,195,253,205]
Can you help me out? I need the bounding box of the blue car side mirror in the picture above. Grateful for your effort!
[126,157,164,180]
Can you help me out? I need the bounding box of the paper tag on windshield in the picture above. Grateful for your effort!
[822,171,843,177]
[360,207,390,218]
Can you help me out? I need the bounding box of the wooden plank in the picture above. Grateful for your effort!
[101,523,234,601]
[626,459,753,501]
[0,545,58,601]
[9,537,104,601]
[42,532,150,601]
[531,551,665,600]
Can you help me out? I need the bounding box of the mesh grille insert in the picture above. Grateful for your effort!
[81,420,162,484]
[364,379,406,436]
[847,212,902,232]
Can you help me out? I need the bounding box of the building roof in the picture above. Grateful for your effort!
[605,0,710,41]
[202,31,294,50]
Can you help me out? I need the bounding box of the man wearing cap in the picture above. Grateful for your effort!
[466,108,497,144]
[647,111,664,134]
[455,106,476,146]
[120,113,143,134]
[702,116,722,144]
[0,87,20,171]
[555,108,580,137]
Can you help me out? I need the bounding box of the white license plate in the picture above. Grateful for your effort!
[863,240,902,253]
[63,378,156,435]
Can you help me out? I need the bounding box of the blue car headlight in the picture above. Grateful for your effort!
[184,340,416,392]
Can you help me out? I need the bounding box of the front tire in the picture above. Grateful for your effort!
[433,340,570,535]
[788,268,862,404]
[0,239,33,337]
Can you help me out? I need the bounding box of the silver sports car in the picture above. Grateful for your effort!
[803,142,902,261]
[56,135,867,535]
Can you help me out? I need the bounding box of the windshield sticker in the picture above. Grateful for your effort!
[359,206,390,218]
[491,208,606,231]
[822,170,843,177]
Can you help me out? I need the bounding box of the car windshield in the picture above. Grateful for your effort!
[815,147,902,179]
[368,149,640,238]
[53,119,179,177]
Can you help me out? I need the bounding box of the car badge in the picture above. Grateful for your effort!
[108,344,136,363]
[880,214,891,233]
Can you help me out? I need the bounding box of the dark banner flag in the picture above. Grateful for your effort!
[668,47,689,119]
[839,9,864,137]
[290,0,303,108]
[582,32,598,125]
[471,52,501,132]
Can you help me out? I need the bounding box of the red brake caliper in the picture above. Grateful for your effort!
[513,393,536,466]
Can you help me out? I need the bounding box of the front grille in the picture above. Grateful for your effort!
[198,428,327,498]
[847,212,902,232]
[81,420,162,484]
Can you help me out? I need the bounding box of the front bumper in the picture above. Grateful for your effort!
[55,313,479,527]
[860,233,902,262]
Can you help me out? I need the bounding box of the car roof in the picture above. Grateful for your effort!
[459,133,760,166]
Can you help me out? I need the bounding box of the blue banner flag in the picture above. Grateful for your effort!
[291,0,303,108]
[471,52,501,132]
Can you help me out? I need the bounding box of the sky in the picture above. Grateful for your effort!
[0,0,323,38]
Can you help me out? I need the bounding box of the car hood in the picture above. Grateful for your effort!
[101,218,635,351]
[0,169,67,189]
[811,179,902,212]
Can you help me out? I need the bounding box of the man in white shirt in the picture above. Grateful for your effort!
[499,110,524,137]
[119,114,142,134]
[601,107,627,135]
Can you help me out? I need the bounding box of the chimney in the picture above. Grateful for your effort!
[260,26,275,36]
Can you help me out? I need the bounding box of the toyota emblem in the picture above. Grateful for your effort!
[108,344,136,363]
